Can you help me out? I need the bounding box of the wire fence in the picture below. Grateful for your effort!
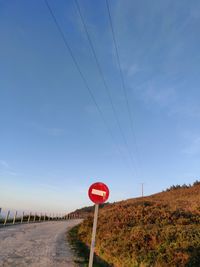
[0,207,80,227]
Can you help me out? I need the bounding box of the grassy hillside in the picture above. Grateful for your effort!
[73,182,200,267]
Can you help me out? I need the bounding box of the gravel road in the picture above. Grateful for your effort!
[0,220,82,267]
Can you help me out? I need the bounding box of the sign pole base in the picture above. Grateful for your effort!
[88,204,99,267]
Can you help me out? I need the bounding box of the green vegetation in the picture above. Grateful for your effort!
[67,225,111,266]
[165,180,200,191]
[72,182,200,267]
[72,203,110,219]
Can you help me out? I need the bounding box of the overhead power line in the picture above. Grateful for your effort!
[74,0,137,174]
[44,0,134,174]
[106,0,142,177]
[106,0,133,130]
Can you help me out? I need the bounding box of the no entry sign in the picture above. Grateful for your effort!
[88,182,109,267]
[88,182,109,204]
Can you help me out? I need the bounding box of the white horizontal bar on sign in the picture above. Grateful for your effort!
[91,189,106,197]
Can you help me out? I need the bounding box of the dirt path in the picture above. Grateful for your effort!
[0,220,82,267]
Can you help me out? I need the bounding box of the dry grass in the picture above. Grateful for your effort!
[75,182,200,267]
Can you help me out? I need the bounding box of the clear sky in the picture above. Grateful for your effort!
[1,0,200,213]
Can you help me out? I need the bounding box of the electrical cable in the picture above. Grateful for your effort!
[44,0,134,174]
[106,0,142,177]
[74,0,137,175]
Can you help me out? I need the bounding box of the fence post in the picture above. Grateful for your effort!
[39,213,41,222]
[21,211,24,224]
[33,213,36,222]
[28,212,31,223]
[48,213,51,221]
[13,211,17,224]
[4,210,10,226]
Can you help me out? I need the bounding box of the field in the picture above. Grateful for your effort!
[73,182,200,267]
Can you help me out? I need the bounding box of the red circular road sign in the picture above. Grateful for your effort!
[88,182,109,204]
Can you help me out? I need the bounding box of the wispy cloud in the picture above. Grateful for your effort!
[110,0,200,122]
[127,64,141,77]
[5,171,18,176]
[46,128,65,136]
[0,160,19,176]
[182,136,200,156]
[134,80,200,120]
[169,104,200,119]
[29,122,65,137]
[135,80,177,109]
[85,104,98,115]
[39,183,61,192]
[143,85,176,107]
[0,160,9,168]
[122,63,142,77]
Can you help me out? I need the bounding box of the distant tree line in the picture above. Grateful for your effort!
[165,179,200,192]
[74,202,110,214]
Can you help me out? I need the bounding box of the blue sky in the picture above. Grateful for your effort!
[1,0,200,213]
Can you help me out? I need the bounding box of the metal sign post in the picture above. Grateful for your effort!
[88,204,99,267]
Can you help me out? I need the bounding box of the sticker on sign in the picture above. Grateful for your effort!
[91,189,106,197]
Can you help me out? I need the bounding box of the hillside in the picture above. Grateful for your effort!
[73,182,200,267]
